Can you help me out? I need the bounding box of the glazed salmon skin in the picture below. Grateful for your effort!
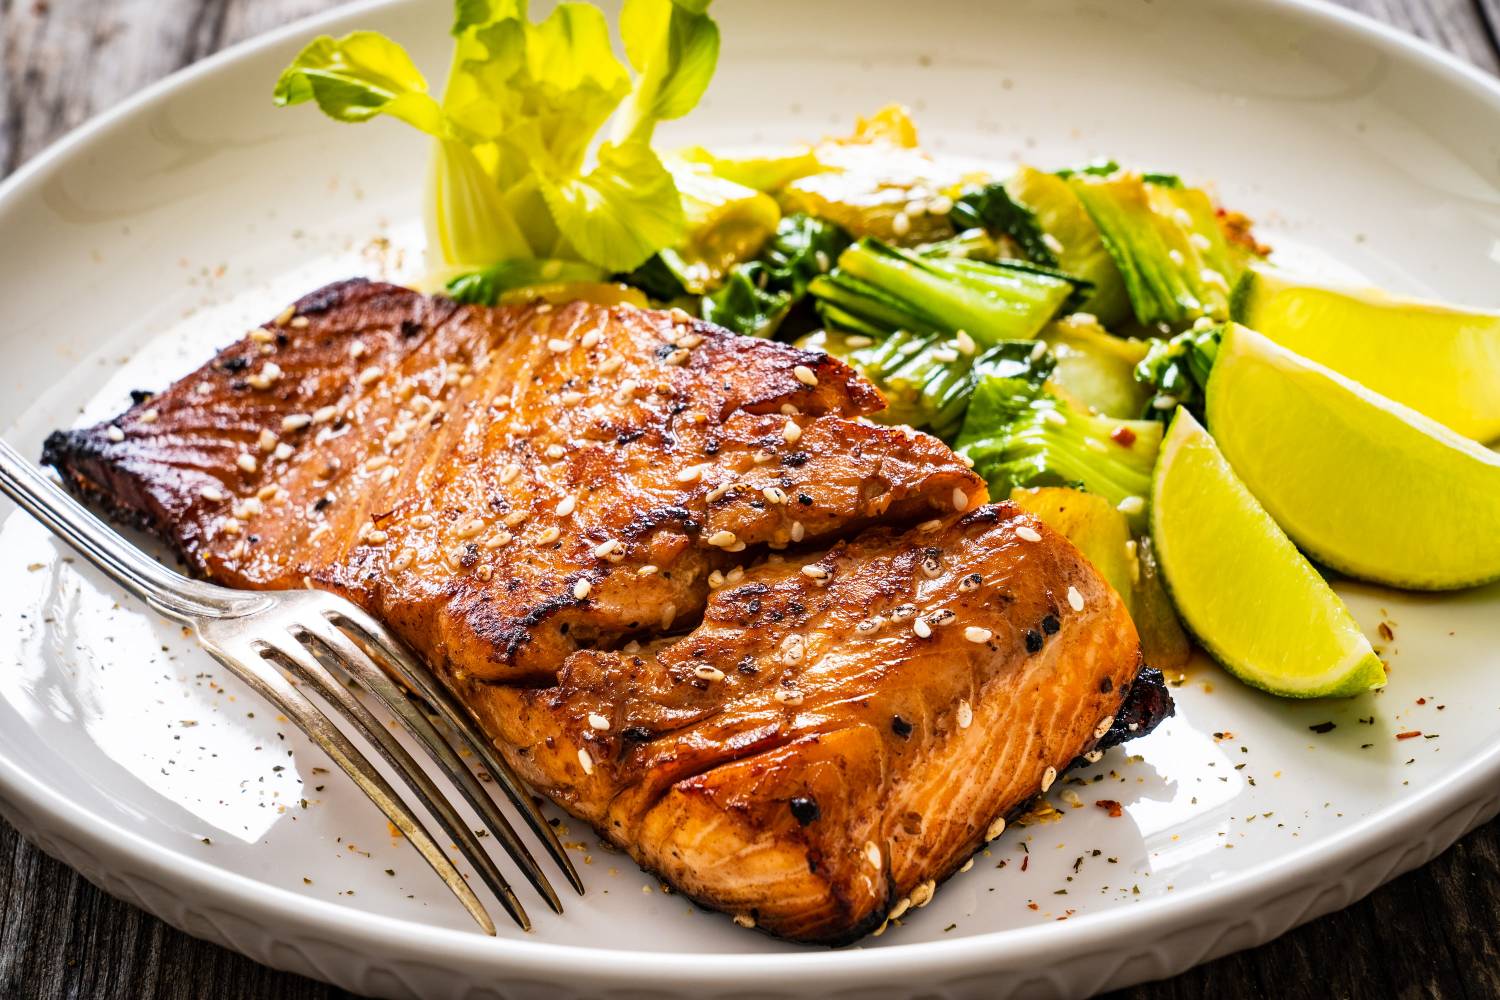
[44,279,1169,943]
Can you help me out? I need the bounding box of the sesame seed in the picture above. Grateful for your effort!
[957,699,974,728]
[560,391,584,406]
[105,425,125,442]
[313,405,338,424]
[1041,765,1057,792]
[732,914,756,930]
[593,538,621,559]
[779,634,804,664]
[257,428,278,453]
[891,212,911,237]
[800,564,830,582]
[484,531,512,549]
[913,618,933,639]
[544,444,566,460]
[547,338,572,354]
[249,328,275,344]
[220,516,242,536]
[775,688,805,707]
[273,306,296,327]
[247,363,283,391]
[676,464,705,484]
[664,348,691,366]
[660,602,676,629]
[762,486,788,505]
[201,486,224,503]
[707,530,738,548]
[455,518,484,539]
[927,193,954,215]
[782,420,802,443]
[1015,525,1042,543]
[289,315,310,329]
[855,616,884,634]
[921,553,942,578]
[958,573,982,593]
[554,495,577,517]
[357,366,382,386]
[140,409,159,425]
[952,488,971,512]
[573,578,592,600]
[707,569,726,589]
[1094,715,1115,739]
[864,840,882,869]
[704,481,735,502]
[911,880,935,908]
[236,453,258,474]
[954,330,977,355]
[588,713,610,731]
[932,347,959,363]
[927,608,955,627]
[693,665,725,682]
[503,510,528,528]
[474,564,494,582]
[637,564,658,577]
[577,748,594,775]
[349,342,367,360]
[986,816,1006,841]
[537,525,561,544]
[1029,341,1048,362]
[499,466,520,485]
[1117,495,1146,516]
[789,521,805,543]
[364,456,388,472]
[793,365,818,387]
[390,549,414,571]
[598,356,624,375]
[890,898,911,921]
[282,414,311,432]
[846,335,873,348]
[581,329,602,349]
[365,530,389,545]
[890,603,917,622]
[1067,586,1085,612]
[964,626,992,644]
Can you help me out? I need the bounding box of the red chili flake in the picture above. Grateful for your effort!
[1109,426,1137,447]
[1095,799,1123,818]
[1021,854,1030,872]
[1027,902,1039,910]
[1396,730,1422,740]
[1377,622,1395,642]
[1416,698,1426,705]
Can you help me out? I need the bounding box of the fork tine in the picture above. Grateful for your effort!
[199,643,498,936]
[296,617,564,915]
[329,606,585,897]
[258,633,533,932]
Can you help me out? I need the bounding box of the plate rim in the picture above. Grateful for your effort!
[1,0,1498,987]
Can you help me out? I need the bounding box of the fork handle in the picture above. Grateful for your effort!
[0,438,247,621]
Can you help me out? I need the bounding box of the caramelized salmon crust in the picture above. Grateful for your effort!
[44,279,1166,943]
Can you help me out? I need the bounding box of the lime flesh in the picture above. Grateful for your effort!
[1206,324,1500,590]
[1233,264,1500,442]
[1152,410,1385,698]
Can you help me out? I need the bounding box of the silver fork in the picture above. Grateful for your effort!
[0,439,582,934]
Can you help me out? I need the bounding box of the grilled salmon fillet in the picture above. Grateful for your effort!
[43,279,1167,943]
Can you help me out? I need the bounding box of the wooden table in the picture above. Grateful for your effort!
[3,1,1498,996]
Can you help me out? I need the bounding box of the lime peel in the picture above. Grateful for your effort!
[1152,409,1385,698]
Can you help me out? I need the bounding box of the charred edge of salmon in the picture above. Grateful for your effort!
[1092,666,1174,753]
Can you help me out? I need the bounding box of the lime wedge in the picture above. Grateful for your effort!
[1232,264,1500,442]
[1206,324,1500,590]
[1152,410,1385,698]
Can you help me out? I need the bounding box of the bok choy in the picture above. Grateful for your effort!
[273,0,720,280]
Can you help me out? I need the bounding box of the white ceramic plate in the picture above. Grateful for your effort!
[1,1,1498,996]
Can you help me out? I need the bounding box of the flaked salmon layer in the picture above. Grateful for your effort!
[42,280,1168,943]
